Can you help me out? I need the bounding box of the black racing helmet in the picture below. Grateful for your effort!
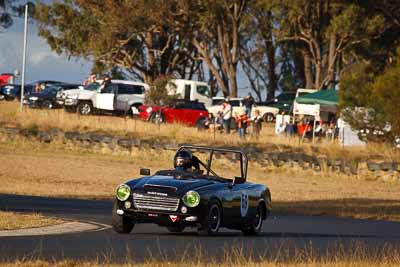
[174,150,193,170]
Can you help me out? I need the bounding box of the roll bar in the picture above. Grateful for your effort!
[176,145,248,181]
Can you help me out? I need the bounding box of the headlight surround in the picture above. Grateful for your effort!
[182,191,200,208]
[66,94,78,99]
[29,96,38,101]
[146,107,152,113]
[116,184,131,201]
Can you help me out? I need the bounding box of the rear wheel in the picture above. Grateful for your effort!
[77,101,93,115]
[198,200,221,236]
[111,201,135,234]
[195,117,207,130]
[241,203,264,236]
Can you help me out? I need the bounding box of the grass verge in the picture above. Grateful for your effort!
[0,211,63,231]
[1,101,399,161]
[1,243,400,266]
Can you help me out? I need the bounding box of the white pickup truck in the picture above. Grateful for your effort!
[207,96,279,122]
[57,80,149,115]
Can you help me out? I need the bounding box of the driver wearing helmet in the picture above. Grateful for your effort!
[174,150,201,172]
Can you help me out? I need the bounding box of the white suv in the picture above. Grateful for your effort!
[58,80,149,115]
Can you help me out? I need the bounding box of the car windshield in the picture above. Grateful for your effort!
[84,82,100,91]
[41,85,61,94]
[159,146,247,182]
[277,93,295,101]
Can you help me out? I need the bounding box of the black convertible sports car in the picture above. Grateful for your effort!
[112,145,272,236]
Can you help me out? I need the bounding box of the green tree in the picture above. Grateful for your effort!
[0,1,34,32]
[339,49,400,138]
[35,0,201,83]
[269,0,387,90]
[183,0,249,97]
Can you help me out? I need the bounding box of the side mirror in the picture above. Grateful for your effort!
[140,168,150,176]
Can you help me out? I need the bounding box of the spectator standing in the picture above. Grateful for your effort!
[222,99,232,134]
[242,93,255,118]
[83,73,97,86]
[235,109,249,139]
[250,109,262,138]
[99,75,111,93]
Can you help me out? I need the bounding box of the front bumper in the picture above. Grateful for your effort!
[119,208,199,226]
[64,98,78,106]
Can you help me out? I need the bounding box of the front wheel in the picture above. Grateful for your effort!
[4,95,14,101]
[65,106,77,113]
[241,203,264,236]
[149,112,164,124]
[77,101,93,115]
[198,201,222,236]
[111,201,135,234]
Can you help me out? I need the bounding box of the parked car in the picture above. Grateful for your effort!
[207,97,245,117]
[22,83,80,109]
[1,80,64,101]
[112,145,272,236]
[139,99,209,128]
[258,92,296,114]
[60,80,149,115]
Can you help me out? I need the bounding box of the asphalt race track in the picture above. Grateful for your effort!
[1,194,400,263]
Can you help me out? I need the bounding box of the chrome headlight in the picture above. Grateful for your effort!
[29,96,38,101]
[66,94,78,99]
[182,191,200,208]
[146,107,152,113]
[116,184,131,201]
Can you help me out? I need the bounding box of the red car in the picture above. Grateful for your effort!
[139,99,209,127]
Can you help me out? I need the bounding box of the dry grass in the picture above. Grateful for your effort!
[1,262,400,267]
[0,211,63,231]
[1,101,399,161]
[0,139,399,222]
[1,243,399,266]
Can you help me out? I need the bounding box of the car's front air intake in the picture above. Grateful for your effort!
[132,193,180,211]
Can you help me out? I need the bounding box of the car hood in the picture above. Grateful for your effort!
[127,174,215,195]
[62,89,95,99]
[27,92,53,98]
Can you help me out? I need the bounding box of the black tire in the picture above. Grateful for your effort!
[263,113,275,123]
[198,200,222,236]
[195,117,207,130]
[149,112,164,124]
[241,203,264,236]
[4,95,14,101]
[167,225,185,233]
[65,106,77,113]
[77,101,93,115]
[111,201,135,234]
[42,100,53,109]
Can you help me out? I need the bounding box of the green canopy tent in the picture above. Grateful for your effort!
[296,89,338,106]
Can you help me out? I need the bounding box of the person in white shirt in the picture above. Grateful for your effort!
[222,99,232,134]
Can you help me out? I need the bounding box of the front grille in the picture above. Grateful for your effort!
[132,193,180,212]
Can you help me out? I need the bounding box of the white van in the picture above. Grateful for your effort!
[168,79,212,107]
[292,88,319,117]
